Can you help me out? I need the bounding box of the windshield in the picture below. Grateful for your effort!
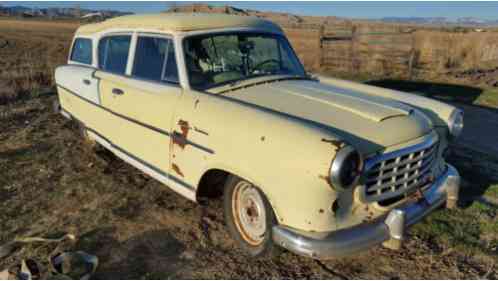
[184,32,306,90]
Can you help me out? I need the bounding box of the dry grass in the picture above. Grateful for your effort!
[415,31,498,73]
[0,19,77,103]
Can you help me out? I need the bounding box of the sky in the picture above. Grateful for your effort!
[2,1,498,20]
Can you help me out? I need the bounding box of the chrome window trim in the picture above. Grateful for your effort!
[124,74,182,89]
[68,35,95,66]
[131,34,181,85]
[97,32,133,74]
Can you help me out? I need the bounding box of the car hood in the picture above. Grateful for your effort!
[218,79,433,155]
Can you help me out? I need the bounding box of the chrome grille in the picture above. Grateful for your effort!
[363,136,439,203]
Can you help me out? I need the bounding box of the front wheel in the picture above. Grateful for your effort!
[223,175,279,258]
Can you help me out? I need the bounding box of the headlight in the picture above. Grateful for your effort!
[330,145,363,189]
[448,109,464,138]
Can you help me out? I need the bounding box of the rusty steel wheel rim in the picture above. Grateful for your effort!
[231,181,267,246]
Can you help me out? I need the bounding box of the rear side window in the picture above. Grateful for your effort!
[70,38,92,65]
[132,36,179,84]
[98,35,131,74]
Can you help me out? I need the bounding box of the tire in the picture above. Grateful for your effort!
[223,175,279,259]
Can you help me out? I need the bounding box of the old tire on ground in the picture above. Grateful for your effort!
[223,175,279,259]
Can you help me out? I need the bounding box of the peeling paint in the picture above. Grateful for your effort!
[321,138,344,150]
[194,126,209,136]
[331,200,339,213]
[172,163,184,177]
[319,174,335,190]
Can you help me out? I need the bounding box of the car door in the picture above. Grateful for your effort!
[95,33,182,177]
[56,37,101,121]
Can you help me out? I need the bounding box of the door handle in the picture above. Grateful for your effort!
[112,88,124,95]
[82,79,91,85]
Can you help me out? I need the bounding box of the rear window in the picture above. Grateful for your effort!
[70,38,92,65]
[132,36,179,84]
[98,35,131,74]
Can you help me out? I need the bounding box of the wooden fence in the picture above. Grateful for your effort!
[281,22,418,78]
[318,24,417,79]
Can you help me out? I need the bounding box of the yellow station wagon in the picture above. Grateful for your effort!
[55,13,463,259]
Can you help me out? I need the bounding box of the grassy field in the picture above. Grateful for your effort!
[0,18,497,279]
[0,18,76,103]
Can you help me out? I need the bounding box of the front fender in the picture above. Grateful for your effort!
[189,90,356,232]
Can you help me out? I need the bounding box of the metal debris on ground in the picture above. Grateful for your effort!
[0,233,98,280]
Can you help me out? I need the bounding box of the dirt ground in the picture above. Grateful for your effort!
[1,18,497,279]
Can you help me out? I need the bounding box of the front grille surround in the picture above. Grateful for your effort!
[360,134,439,204]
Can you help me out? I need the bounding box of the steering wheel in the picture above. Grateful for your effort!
[252,59,280,73]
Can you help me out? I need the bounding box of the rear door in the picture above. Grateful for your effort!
[95,33,182,178]
[56,37,101,121]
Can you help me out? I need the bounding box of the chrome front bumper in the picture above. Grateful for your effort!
[272,164,460,260]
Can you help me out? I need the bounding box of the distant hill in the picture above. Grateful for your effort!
[164,3,498,28]
[164,3,339,27]
[380,16,498,27]
[0,5,132,19]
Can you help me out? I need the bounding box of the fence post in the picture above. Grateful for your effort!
[351,25,358,74]
[318,24,324,69]
[408,33,416,80]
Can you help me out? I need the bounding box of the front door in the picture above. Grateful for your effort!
[96,33,182,176]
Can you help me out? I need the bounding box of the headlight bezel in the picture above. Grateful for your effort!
[329,145,364,190]
[448,109,464,138]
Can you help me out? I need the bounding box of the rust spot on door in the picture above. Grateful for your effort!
[172,119,190,149]
[172,163,184,177]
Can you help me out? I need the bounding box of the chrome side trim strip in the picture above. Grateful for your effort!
[57,84,214,154]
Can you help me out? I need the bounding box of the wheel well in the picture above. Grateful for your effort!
[196,169,230,201]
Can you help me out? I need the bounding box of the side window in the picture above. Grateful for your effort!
[98,35,131,74]
[70,38,92,65]
[132,36,179,84]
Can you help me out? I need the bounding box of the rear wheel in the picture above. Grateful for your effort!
[223,175,279,258]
